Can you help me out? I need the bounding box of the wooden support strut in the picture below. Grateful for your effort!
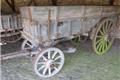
[56,7,60,38]
[48,10,51,40]
[28,7,33,23]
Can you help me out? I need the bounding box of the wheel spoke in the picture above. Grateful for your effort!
[48,51,51,59]
[99,30,104,36]
[108,23,113,32]
[105,42,108,50]
[42,56,47,61]
[96,35,102,38]
[48,67,51,75]
[52,51,58,59]
[102,25,106,34]
[37,62,45,65]
[53,66,58,71]
[107,40,111,46]
[26,42,31,47]
[96,38,103,45]
[101,41,105,52]
[107,21,113,32]
[53,62,61,65]
[98,42,103,52]
[54,56,61,61]
[108,21,112,29]
[96,39,103,50]
[43,67,48,75]
[38,65,45,71]
[105,21,109,30]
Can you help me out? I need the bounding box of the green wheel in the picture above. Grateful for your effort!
[71,36,80,48]
[93,18,116,55]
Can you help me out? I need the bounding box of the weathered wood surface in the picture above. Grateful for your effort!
[116,16,120,38]
[20,6,119,44]
[0,15,22,33]
[3,0,120,14]
[20,6,120,22]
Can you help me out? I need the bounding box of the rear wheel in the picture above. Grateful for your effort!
[92,18,116,55]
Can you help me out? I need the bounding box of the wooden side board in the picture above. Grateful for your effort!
[20,6,120,23]
[20,6,120,44]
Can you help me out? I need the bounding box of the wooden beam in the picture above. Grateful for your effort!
[28,0,37,6]
[27,0,33,6]
[33,0,37,6]
[108,0,115,5]
[51,0,57,6]
[5,0,16,13]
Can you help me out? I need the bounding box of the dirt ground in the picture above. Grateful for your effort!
[1,39,120,80]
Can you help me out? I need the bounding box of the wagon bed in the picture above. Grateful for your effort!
[20,6,120,78]
[20,6,119,44]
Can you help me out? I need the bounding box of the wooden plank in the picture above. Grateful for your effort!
[20,6,120,44]
[1,31,21,37]
[48,10,51,40]
[20,6,119,22]
[116,16,120,38]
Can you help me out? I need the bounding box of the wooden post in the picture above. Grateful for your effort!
[48,10,51,40]
[28,7,32,23]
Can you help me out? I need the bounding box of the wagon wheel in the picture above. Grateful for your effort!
[21,40,33,51]
[71,36,80,48]
[4,30,22,43]
[92,18,116,55]
[33,47,64,78]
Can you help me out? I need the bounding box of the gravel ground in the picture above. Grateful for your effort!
[1,39,120,80]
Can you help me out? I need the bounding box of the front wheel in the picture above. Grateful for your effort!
[33,47,64,78]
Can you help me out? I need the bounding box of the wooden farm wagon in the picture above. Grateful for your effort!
[20,6,120,78]
[0,15,22,44]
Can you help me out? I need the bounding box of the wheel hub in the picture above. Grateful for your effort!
[104,34,108,41]
[45,60,53,67]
